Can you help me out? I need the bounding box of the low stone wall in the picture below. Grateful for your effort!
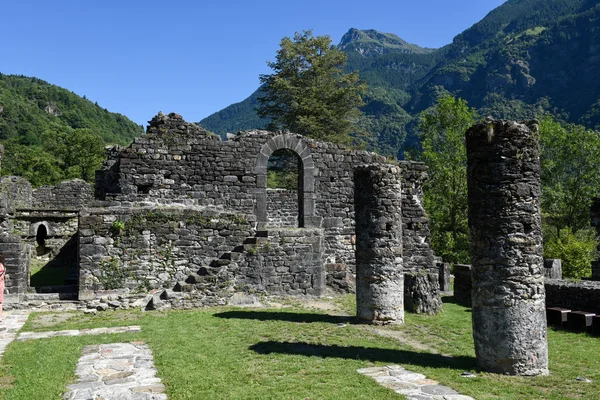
[0,176,33,211]
[78,205,324,302]
[545,279,600,314]
[32,179,93,210]
[78,206,256,300]
[241,228,324,296]
[266,189,299,228]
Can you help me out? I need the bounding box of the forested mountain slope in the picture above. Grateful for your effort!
[0,74,144,186]
[200,0,600,158]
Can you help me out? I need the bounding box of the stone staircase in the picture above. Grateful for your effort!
[145,231,270,310]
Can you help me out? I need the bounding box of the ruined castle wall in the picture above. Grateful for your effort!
[266,189,299,228]
[32,179,93,210]
[241,228,325,296]
[12,210,79,260]
[0,176,33,211]
[78,206,324,301]
[95,113,435,292]
[78,206,255,299]
[0,224,31,297]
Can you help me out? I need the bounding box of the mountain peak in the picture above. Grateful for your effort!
[338,28,435,56]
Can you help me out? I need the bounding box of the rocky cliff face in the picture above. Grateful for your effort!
[338,28,435,57]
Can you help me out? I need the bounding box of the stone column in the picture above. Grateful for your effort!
[354,165,404,324]
[466,119,548,376]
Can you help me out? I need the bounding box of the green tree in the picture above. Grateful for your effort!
[540,115,600,234]
[543,226,597,279]
[2,141,64,186]
[257,30,367,145]
[539,116,600,277]
[41,128,105,182]
[418,95,478,264]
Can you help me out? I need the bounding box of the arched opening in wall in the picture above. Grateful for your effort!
[29,221,76,294]
[267,149,303,227]
[35,224,50,257]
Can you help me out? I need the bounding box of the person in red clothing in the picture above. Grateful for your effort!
[0,255,5,322]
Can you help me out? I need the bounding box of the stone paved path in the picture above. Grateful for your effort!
[0,310,30,357]
[63,342,167,400]
[17,325,142,341]
[358,365,474,400]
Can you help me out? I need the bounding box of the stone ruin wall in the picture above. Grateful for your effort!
[78,206,325,303]
[32,179,94,210]
[266,189,299,228]
[0,174,93,298]
[94,113,436,294]
[0,113,436,302]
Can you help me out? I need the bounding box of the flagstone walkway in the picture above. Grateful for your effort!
[0,310,30,357]
[358,365,475,400]
[63,342,167,400]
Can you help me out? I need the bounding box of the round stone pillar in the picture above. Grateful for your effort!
[466,119,548,375]
[354,165,404,324]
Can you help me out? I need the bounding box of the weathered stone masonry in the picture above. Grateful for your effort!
[466,119,548,376]
[0,175,93,298]
[78,206,325,302]
[355,165,404,324]
[93,113,436,297]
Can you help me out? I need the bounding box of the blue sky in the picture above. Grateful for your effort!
[0,0,505,126]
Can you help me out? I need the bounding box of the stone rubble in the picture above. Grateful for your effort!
[63,342,167,400]
[357,365,474,400]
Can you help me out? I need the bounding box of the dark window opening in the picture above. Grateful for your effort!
[35,224,50,257]
[137,184,152,194]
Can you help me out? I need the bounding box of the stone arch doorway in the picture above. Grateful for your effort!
[32,222,51,256]
[254,134,317,228]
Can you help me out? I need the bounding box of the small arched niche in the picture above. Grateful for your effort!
[35,223,50,257]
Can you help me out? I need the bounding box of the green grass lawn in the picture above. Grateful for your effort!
[1,296,599,399]
[28,258,70,288]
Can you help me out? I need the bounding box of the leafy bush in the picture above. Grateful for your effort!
[544,226,598,279]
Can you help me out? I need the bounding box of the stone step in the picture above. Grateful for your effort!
[255,230,269,238]
[34,285,78,294]
[210,259,231,267]
[232,244,258,253]
[22,292,78,301]
[220,252,244,261]
[243,237,269,245]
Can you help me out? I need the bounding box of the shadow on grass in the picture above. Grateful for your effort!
[214,310,354,324]
[250,341,477,370]
[442,296,472,312]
